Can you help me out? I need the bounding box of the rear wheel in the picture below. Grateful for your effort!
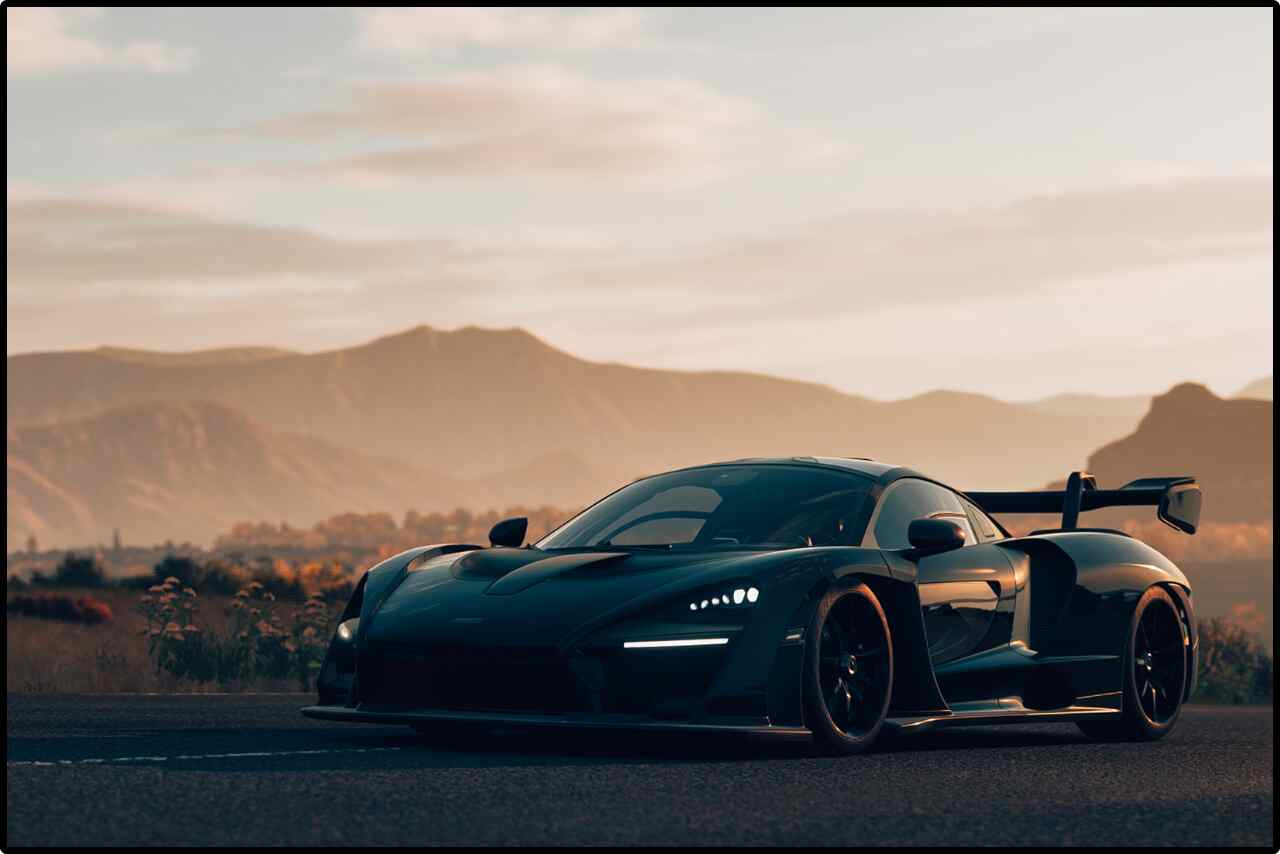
[1077,586,1188,741]
[803,582,894,755]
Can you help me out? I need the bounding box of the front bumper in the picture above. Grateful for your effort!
[300,704,811,739]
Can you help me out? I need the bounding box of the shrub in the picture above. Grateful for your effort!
[226,581,293,682]
[115,573,159,590]
[152,555,202,588]
[1194,617,1273,704]
[293,593,336,688]
[246,566,304,602]
[138,578,338,689]
[50,553,107,588]
[150,554,246,596]
[8,593,114,624]
[200,559,247,596]
[137,577,233,684]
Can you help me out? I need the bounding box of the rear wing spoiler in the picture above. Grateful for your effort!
[967,472,1202,534]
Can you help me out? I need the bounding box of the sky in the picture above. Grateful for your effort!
[6,7,1273,399]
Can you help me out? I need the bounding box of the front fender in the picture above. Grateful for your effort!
[318,544,481,705]
[355,544,482,647]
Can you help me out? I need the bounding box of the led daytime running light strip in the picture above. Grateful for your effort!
[623,637,730,649]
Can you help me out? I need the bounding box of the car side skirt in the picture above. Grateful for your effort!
[303,697,1121,738]
[886,698,1121,733]
[300,705,813,739]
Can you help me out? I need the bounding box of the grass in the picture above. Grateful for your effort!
[6,587,318,693]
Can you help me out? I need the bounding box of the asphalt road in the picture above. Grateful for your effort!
[6,695,1273,846]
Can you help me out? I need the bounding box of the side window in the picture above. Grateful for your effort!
[871,479,963,549]
[962,498,1004,542]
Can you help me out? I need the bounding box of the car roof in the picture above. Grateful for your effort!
[662,456,928,486]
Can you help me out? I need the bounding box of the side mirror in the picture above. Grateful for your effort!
[907,517,966,554]
[489,516,528,548]
[1158,483,1201,535]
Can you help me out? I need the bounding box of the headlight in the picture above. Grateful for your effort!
[336,617,359,642]
[687,585,759,612]
[589,579,760,650]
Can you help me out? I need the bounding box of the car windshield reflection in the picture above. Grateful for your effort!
[536,464,875,551]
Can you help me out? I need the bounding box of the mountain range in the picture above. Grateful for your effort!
[1234,376,1273,401]
[1019,373,1272,417]
[8,402,460,548]
[1086,383,1272,523]
[6,326,1271,549]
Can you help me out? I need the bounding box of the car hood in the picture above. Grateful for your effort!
[363,547,772,648]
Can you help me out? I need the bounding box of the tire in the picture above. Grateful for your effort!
[1077,586,1188,742]
[803,582,894,755]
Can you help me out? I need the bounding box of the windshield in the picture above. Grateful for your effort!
[537,464,876,551]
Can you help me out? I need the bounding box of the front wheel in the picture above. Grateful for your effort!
[1077,586,1188,742]
[803,582,894,755]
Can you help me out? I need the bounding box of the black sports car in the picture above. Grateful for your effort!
[303,458,1202,753]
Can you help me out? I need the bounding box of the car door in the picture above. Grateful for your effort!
[867,479,1017,673]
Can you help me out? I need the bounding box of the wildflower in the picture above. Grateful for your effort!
[182,587,197,598]
[163,576,181,586]
[182,624,200,634]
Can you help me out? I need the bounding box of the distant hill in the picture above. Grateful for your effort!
[473,449,632,512]
[1234,376,1273,401]
[6,401,493,550]
[6,325,1139,494]
[91,346,297,367]
[1087,383,1272,523]
[1020,392,1152,418]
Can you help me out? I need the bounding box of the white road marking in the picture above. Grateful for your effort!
[8,746,402,767]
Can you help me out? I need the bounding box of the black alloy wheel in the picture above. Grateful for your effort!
[804,582,894,754]
[1078,586,1188,742]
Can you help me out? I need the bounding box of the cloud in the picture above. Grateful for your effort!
[7,199,439,287]
[10,176,1268,298]
[557,175,1273,311]
[353,7,653,56]
[7,177,1270,378]
[4,194,613,353]
[5,195,615,315]
[201,67,757,181]
[6,8,196,77]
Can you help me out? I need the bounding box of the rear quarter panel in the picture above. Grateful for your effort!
[998,531,1192,702]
